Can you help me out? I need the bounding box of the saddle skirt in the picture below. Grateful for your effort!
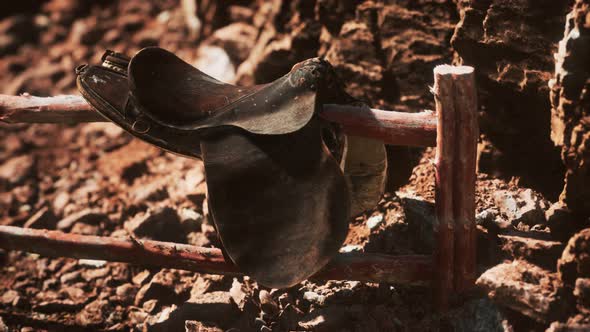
[76,47,386,288]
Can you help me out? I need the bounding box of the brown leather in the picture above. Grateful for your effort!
[201,120,350,288]
[76,54,203,158]
[128,47,327,135]
[75,47,385,288]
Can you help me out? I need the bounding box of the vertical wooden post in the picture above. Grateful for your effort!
[433,65,456,311]
[452,67,478,292]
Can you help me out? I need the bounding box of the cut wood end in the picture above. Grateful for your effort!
[433,65,474,76]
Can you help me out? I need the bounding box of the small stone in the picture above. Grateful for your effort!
[115,283,137,303]
[476,208,513,232]
[303,291,326,306]
[82,266,110,282]
[52,191,70,215]
[142,299,159,314]
[134,269,193,307]
[132,270,151,286]
[135,279,178,306]
[498,234,564,270]
[179,208,203,233]
[56,209,108,231]
[98,140,158,184]
[477,260,568,323]
[131,181,168,204]
[339,244,363,253]
[76,299,110,326]
[493,189,546,226]
[148,291,238,331]
[125,207,185,243]
[128,307,148,326]
[1,290,18,305]
[78,259,107,268]
[574,278,590,313]
[70,222,100,235]
[207,22,258,64]
[23,206,58,229]
[547,202,577,240]
[60,270,83,284]
[42,278,58,291]
[366,213,384,230]
[558,228,590,287]
[0,155,35,186]
[172,167,206,204]
[187,232,211,247]
[229,279,247,310]
[259,290,279,316]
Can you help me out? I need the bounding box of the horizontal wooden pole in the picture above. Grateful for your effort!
[321,104,436,147]
[0,94,102,124]
[0,94,437,147]
[0,225,433,285]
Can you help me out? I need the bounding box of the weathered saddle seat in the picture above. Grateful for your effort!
[128,47,320,135]
[76,47,386,288]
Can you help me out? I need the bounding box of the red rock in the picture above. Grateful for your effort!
[549,0,590,219]
[477,260,571,323]
[97,140,159,184]
[56,209,108,231]
[0,155,35,186]
[207,23,258,64]
[124,207,185,243]
[558,228,590,287]
[76,299,111,327]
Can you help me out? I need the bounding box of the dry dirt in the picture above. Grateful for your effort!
[1,0,590,331]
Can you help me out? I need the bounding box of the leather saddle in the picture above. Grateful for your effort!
[76,47,386,288]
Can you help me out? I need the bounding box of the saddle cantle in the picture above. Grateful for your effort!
[76,47,386,288]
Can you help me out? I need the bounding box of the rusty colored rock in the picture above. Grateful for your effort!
[0,155,35,187]
[498,234,564,270]
[574,278,590,313]
[477,260,572,323]
[453,0,569,198]
[558,228,590,287]
[550,0,590,219]
[125,207,186,243]
[98,140,159,184]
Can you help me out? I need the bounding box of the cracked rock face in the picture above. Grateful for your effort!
[452,0,571,199]
[550,0,590,218]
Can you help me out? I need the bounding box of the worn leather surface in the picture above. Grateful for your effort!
[76,47,385,288]
[129,47,320,135]
[76,57,203,158]
[201,120,350,288]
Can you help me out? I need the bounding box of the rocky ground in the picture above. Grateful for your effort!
[1,0,590,331]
